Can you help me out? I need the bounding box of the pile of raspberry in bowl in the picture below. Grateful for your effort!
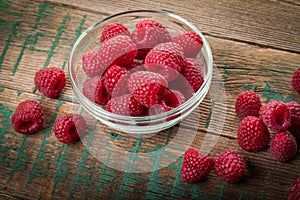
[69,10,213,134]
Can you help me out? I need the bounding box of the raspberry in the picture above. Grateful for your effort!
[237,116,270,151]
[150,89,185,115]
[259,101,291,132]
[106,94,144,116]
[127,70,168,94]
[82,51,104,77]
[181,58,204,92]
[235,91,262,119]
[181,148,214,183]
[152,42,184,57]
[214,150,247,183]
[270,131,297,162]
[173,32,203,58]
[292,67,300,95]
[97,35,137,69]
[132,83,165,108]
[11,100,44,134]
[132,20,171,60]
[100,22,130,42]
[288,177,300,200]
[82,76,110,106]
[34,67,66,98]
[145,49,184,81]
[286,101,300,140]
[53,114,86,144]
[104,65,129,96]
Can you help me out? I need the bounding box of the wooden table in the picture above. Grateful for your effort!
[0,0,300,199]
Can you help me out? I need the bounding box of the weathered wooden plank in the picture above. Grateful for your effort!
[40,0,300,53]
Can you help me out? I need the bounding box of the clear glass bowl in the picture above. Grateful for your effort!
[68,10,213,135]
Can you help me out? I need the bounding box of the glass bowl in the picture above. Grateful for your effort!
[68,10,213,135]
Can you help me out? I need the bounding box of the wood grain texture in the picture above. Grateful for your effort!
[42,0,300,53]
[0,0,300,199]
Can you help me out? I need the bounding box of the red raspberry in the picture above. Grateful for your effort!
[152,42,184,57]
[181,148,214,183]
[82,76,110,106]
[53,114,86,144]
[173,32,203,58]
[34,67,66,98]
[100,22,130,42]
[214,150,247,183]
[259,101,291,132]
[145,49,184,81]
[150,89,185,115]
[11,100,44,134]
[286,101,300,140]
[132,83,166,108]
[292,67,300,95]
[270,131,297,162]
[181,58,204,92]
[237,116,270,151]
[288,177,300,200]
[97,35,137,69]
[132,20,171,59]
[106,94,144,116]
[235,91,262,119]
[104,65,129,96]
[127,71,168,94]
[82,51,104,77]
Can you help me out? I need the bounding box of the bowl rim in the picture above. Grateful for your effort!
[68,9,213,122]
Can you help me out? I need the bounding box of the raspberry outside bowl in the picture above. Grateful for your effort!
[68,10,213,135]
